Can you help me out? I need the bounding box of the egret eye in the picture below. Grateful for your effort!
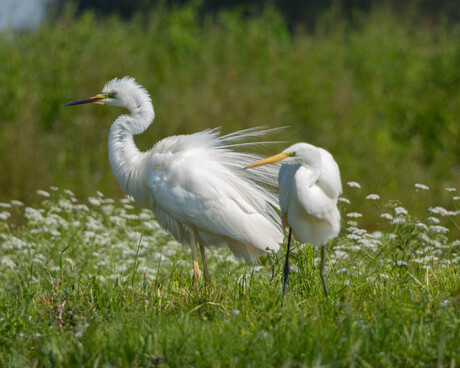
[287,151,297,157]
[107,92,117,98]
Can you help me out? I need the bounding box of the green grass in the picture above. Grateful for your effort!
[0,187,459,366]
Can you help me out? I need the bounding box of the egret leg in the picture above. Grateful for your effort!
[281,227,293,306]
[190,235,201,283]
[199,244,210,284]
[320,244,328,297]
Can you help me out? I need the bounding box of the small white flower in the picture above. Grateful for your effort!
[346,212,362,218]
[0,212,10,220]
[453,196,460,201]
[429,207,457,217]
[429,225,449,235]
[50,186,59,191]
[338,197,350,204]
[395,260,408,267]
[97,191,104,197]
[0,203,11,208]
[445,187,456,192]
[391,217,406,225]
[415,222,428,231]
[231,310,241,316]
[380,213,393,220]
[36,190,51,197]
[394,207,408,216]
[415,183,429,191]
[10,200,24,206]
[427,217,440,224]
[347,181,361,188]
[452,240,460,246]
[88,197,101,206]
[365,194,380,200]
[63,189,75,197]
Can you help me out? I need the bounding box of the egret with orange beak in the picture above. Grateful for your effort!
[247,143,342,301]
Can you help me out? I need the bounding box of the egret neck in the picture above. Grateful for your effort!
[108,93,155,205]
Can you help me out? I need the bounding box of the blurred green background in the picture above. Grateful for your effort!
[0,1,459,230]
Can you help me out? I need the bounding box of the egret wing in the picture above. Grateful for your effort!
[147,146,282,259]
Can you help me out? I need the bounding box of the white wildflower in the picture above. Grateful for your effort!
[346,212,362,218]
[454,196,460,201]
[50,186,59,191]
[392,217,407,225]
[395,260,408,267]
[97,191,104,197]
[347,181,361,188]
[74,204,89,212]
[139,212,152,220]
[415,222,428,231]
[427,217,440,224]
[10,200,24,206]
[333,250,348,259]
[63,189,75,197]
[445,187,456,192]
[97,275,106,283]
[346,234,362,241]
[338,197,350,204]
[452,240,460,246]
[429,207,456,217]
[366,194,380,200]
[88,197,101,206]
[369,231,382,239]
[414,183,429,191]
[36,190,51,197]
[380,213,393,220]
[124,204,135,210]
[1,257,17,268]
[347,221,358,227]
[0,212,10,220]
[358,238,380,248]
[58,199,73,212]
[394,207,408,216]
[429,225,449,235]
[0,203,11,208]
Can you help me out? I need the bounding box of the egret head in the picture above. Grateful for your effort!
[62,77,151,110]
[246,142,321,169]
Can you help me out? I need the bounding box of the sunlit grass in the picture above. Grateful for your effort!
[0,185,458,366]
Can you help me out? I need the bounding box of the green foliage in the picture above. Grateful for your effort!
[0,189,459,366]
[0,5,459,229]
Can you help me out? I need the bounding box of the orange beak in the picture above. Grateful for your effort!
[245,152,289,168]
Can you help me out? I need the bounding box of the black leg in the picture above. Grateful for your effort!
[320,244,328,297]
[281,227,292,307]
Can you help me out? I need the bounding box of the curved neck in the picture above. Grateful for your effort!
[108,102,154,204]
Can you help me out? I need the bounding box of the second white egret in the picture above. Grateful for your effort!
[247,142,342,300]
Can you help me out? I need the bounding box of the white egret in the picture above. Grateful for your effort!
[246,142,342,300]
[62,77,283,282]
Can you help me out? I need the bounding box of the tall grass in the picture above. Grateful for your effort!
[0,4,459,230]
